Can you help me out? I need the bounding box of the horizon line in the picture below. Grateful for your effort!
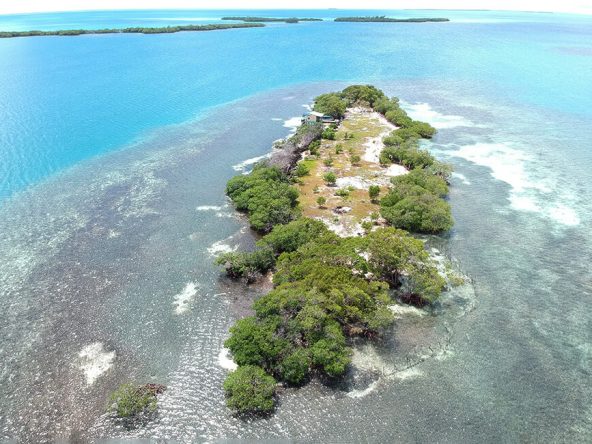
[2,7,592,17]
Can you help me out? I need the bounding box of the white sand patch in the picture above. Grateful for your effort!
[335,176,372,189]
[207,239,238,256]
[78,342,115,386]
[402,101,475,129]
[232,153,271,173]
[385,164,408,177]
[218,347,238,371]
[317,217,364,237]
[344,109,397,164]
[362,127,393,164]
[394,367,423,380]
[173,282,198,315]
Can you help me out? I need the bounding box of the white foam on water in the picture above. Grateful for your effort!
[451,142,538,192]
[231,153,271,173]
[452,172,471,185]
[271,117,283,121]
[283,116,302,133]
[394,367,423,381]
[302,103,312,111]
[450,142,581,227]
[346,380,380,399]
[207,239,238,256]
[547,204,580,227]
[196,205,223,211]
[389,304,427,318]
[401,102,475,129]
[173,282,198,315]
[217,347,238,371]
[78,342,115,386]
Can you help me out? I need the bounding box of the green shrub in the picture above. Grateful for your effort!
[381,191,453,233]
[340,84,386,107]
[368,185,380,201]
[335,144,344,154]
[317,196,326,208]
[278,348,311,384]
[379,142,435,169]
[324,157,334,167]
[226,165,299,232]
[392,168,449,197]
[294,162,310,177]
[108,383,159,418]
[309,140,321,156]
[215,248,275,281]
[322,127,336,140]
[313,93,347,119]
[223,365,276,414]
[310,323,350,377]
[350,154,361,165]
[225,317,288,368]
[335,188,350,198]
[258,217,334,254]
[324,172,337,185]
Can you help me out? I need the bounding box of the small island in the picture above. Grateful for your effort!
[216,85,460,415]
[0,23,264,39]
[334,16,450,23]
[221,16,323,24]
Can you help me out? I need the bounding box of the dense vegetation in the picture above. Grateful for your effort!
[222,17,322,23]
[0,23,264,38]
[334,16,450,23]
[225,124,322,232]
[108,383,166,419]
[223,365,277,414]
[219,85,454,414]
[373,95,454,232]
[220,219,445,411]
[226,165,299,232]
[381,169,454,233]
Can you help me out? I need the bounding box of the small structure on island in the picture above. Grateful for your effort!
[302,111,336,125]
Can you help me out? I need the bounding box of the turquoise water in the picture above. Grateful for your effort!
[1,9,591,201]
[0,9,591,442]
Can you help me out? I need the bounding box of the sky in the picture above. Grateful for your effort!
[0,0,591,15]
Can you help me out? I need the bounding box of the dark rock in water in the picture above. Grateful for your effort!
[268,123,323,173]
[144,383,167,395]
[400,292,429,307]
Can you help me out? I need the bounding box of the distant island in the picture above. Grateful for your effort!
[335,16,450,23]
[0,23,264,39]
[222,16,323,24]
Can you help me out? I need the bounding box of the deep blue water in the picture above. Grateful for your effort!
[0,9,591,442]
